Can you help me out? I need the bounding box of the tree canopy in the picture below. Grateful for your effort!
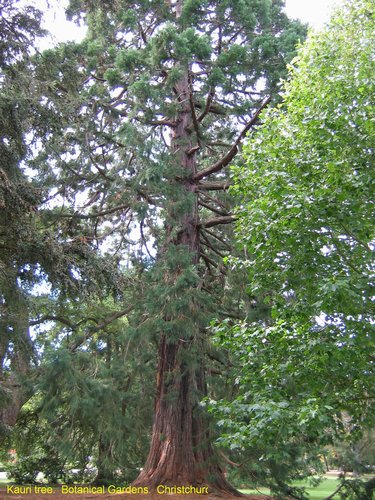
[208,0,375,496]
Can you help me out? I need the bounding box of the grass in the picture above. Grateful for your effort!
[240,477,342,499]
[295,477,341,499]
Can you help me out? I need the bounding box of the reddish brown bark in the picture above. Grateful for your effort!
[133,338,240,496]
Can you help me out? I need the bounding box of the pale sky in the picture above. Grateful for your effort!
[34,0,345,46]
[285,0,344,28]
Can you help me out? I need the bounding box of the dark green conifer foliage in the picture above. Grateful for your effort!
[0,0,47,434]
[25,0,306,491]
[0,0,128,440]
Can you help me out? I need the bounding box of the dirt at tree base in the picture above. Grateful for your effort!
[0,487,268,500]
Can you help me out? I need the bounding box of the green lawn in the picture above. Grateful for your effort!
[240,477,341,499]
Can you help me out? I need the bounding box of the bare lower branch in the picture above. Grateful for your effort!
[199,215,236,228]
[200,252,218,269]
[186,145,200,156]
[204,228,232,250]
[194,146,238,182]
[197,180,231,191]
[219,451,242,468]
[199,199,228,216]
[200,235,226,258]
[54,203,130,220]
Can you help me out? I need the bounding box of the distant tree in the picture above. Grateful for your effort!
[211,0,374,496]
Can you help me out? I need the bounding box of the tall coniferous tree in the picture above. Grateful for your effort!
[34,0,306,491]
[0,0,127,438]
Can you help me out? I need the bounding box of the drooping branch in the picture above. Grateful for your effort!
[200,251,219,269]
[194,96,272,181]
[69,306,134,352]
[29,315,77,329]
[52,203,130,220]
[31,307,134,351]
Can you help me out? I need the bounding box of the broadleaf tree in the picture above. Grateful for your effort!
[211,0,374,495]
[28,0,306,492]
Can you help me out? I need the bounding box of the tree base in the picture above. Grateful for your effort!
[132,472,243,497]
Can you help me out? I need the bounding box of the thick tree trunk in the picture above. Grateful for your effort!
[0,372,27,428]
[134,338,239,495]
[0,279,33,432]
